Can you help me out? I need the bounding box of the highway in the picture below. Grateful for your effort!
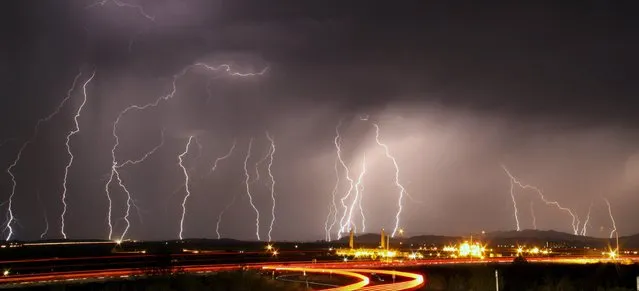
[1,252,638,290]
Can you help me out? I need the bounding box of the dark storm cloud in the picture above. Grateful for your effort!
[1,0,639,241]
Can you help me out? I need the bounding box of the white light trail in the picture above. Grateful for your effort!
[243,138,261,240]
[87,0,156,22]
[603,198,617,239]
[178,136,195,240]
[501,165,580,235]
[265,132,276,242]
[581,201,593,236]
[324,158,340,242]
[3,70,83,241]
[530,201,537,230]
[60,70,95,239]
[345,155,367,234]
[373,123,407,237]
[336,120,355,239]
[208,140,236,174]
[104,62,266,240]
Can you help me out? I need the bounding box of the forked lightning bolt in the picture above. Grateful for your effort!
[243,139,261,240]
[178,136,195,240]
[208,140,236,175]
[343,155,367,234]
[3,70,83,241]
[36,191,49,240]
[60,70,96,239]
[215,192,238,239]
[115,129,165,241]
[356,156,367,232]
[324,158,340,241]
[335,121,355,239]
[603,198,617,239]
[265,132,277,242]
[530,201,537,230]
[502,165,580,235]
[87,0,156,22]
[373,124,407,237]
[508,179,520,231]
[580,201,593,236]
[104,63,265,239]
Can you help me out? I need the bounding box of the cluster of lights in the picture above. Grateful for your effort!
[265,244,278,256]
[442,241,487,259]
[334,248,426,260]
[515,246,552,256]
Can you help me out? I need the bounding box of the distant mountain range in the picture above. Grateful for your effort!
[335,230,639,249]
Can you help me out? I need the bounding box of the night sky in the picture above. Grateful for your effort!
[2,0,639,241]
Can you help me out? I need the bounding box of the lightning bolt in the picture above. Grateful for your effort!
[344,155,367,234]
[177,136,195,240]
[603,198,617,239]
[324,158,340,242]
[104,63,266,240]
[335,121,355,239]
[243,138,261,240]
[501,165,580,235]
[3,70,83,241]
[253,144,272,184]
[208,140,238,240]
[36,191,49,240]
[508,179,521,231]
[373,123,407,237]
[208,140,236,174]
[581,201,593,236]
[530,201,537,230]
[357,158,367,233]
[265,132,277,242]
[60,70,95,239]
[115,129,165,241]
[215,192,238,239]
[87,0,156,22]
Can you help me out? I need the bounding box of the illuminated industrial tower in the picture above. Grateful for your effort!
[348,229,354,249]
[380,229,386,249]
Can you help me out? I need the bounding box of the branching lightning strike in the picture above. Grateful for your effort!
[501,165,580,235]
[335,121,355,239]
[36,191,49,240]
[208,140,236,175]
[3,70,83,241]
[215,192,238,240]
[603,198,617,239]
[116,129,165,241]
[508,179,521,231]
[373,123,407,238]
[105,63,265,240]
[530,201,537,230]
[243,139,261,240]
[87,0,156,22]
[60,70,95,239]
[178,136,195,240]
[324,158,340,241]
[581,201,593,236]
[265,132,277,242]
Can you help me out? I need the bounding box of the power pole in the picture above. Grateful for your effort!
[495,269,499,291]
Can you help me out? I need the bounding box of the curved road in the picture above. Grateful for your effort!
[2,255,637,289]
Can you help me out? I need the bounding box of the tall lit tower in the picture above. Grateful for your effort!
[348,229,354,249]
[380,229,386,249]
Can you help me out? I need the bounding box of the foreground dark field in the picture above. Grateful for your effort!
[406,262,639,291]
